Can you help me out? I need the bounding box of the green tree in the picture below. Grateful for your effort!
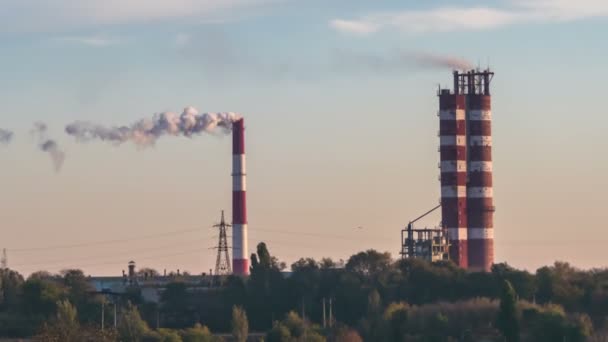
[346,250,392,277]
[118,302,151,342]
[21,277,65,317]
[181,323,215,342]
[248,242,289,330]
[157,328,183,342]
[0,268,24,311]
[36,300,80,342]
[266,323,291,342]
[161,282,193,328]
[383,302,409,342]
[497,280,519,342]
[232,305,249,342]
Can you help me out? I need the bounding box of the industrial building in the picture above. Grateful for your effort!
[89,261,214,303]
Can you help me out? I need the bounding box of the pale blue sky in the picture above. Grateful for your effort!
[1,0,607,275]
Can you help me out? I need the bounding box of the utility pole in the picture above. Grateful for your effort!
[114,303,117,328]
[322,298,326,328]
[329,298,333,328]
[213,210,232,276]
[101,301,105,331]
[302,299,308,341]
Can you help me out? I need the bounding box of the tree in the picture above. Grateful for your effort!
[36,300,80,342]
[383,302,409,342]
[161,282,193,328]
[0,268,24,310]
[266,323,291,342]
[157,328,183,342]
[497,280,519,342]
[345,250,392,277]
[248,242,289,330]
[137,268,160,278]
[335,329,363,342]
[21,277,65,317]
[61,269,95,307]
[118,302,151,342]
[266,311,325,342]
[181,323,215,342]
[231,306,248,342]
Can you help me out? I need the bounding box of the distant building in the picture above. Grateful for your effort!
[88,261,215,303]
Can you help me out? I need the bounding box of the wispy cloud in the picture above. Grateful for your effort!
[53,36,121,47]
[1,0,282,33]
[331,0,608,35]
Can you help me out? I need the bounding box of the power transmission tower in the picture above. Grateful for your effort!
[1,248,7,269]
[213,210,232,275]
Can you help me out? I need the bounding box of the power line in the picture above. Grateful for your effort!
[249,227,395,242]
[10,227,208,253]
[21,248,206,271]
[11,239,208,268]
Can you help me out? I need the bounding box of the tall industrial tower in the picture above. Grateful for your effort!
[232,118,249,275]
[438,69,495,271]
[214,211,232,275]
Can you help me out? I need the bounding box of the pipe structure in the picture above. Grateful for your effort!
[232,118,249,275]
[438,86,468,267]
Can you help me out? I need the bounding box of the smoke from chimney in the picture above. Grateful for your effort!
[409,52,473,70]
[65,106,241,146]
[335,49,473,73]
[31,122,65,172]
[0,128,13,145]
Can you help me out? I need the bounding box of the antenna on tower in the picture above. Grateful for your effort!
[1,248,7,269]
[213,210,232,276]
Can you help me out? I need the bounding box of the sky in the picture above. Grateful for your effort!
[0,0,607,276]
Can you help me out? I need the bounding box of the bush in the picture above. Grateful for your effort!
[181,323,216,342]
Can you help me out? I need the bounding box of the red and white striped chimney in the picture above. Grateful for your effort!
[232,118,249,275]
[438,91,468,267]
[467,93,494,272]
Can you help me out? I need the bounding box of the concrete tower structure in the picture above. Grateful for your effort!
[466,72,494,272]
[438,70,495,271]
[232,118,249,275]
[438,91,468,268]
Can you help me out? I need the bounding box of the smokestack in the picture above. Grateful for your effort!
[438,86,468,268]
[437,69,495,271]
[466,71,495,272]
[232,118,249,275]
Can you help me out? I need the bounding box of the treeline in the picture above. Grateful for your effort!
[0,242,607,341]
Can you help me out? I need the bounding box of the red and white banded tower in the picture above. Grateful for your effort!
[438,70,495,271]
[466,72,494,272]
[438,89,468,267]
[232,118,249,275]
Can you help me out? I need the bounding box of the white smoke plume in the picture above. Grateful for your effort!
[334,49,473,73]
[31,122,66,172]
[0,128,13,145]
[409,51,473,70]
[65,106,241,146]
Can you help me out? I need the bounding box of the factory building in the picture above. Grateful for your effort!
[438,69,495,272]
